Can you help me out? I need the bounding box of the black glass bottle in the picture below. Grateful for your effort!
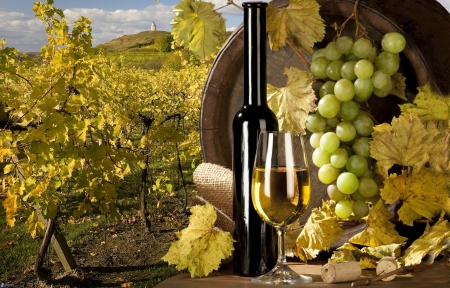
[232,1,278,277]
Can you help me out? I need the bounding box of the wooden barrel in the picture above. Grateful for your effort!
[200,0,450,224]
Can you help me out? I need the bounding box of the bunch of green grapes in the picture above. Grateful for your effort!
[306,32,406,219]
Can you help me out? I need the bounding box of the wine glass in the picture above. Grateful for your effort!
[251,131,312,284]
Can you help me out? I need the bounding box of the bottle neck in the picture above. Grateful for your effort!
[243,2,267,107]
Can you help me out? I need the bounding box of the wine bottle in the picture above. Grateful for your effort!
[232,1,278,277]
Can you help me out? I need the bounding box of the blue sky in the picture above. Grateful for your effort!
[0,0,449,52]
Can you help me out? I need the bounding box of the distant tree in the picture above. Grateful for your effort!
[155,35,173,52]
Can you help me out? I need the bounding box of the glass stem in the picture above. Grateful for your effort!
[276,226,287,266]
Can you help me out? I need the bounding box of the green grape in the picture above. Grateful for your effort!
[335,36,354,54]
[375,51,400,75]
[371,70,391,89]
[354,59,374,79]
[382,32,406,54]
[346,155,368,177]
[336,172,359,194]
[320,132,340,153]
[352,38,373,58]
[358,176,378,197]
[335,199,354,218]
[336,121,356,142]
[361,168,374,178]
[327,183,347,202]
[319,81,336,98]
[353,94,372,103]
[326,60,345,81]
[312,147,331,167]
[318,94,340,118]
[310,132,324,149]
[339,100,359,121]
[352,200,369,218]
[353,78,374,100]
[311,57,331,79]
[318,163,340,184]
[365,46,377,63]
[312,48,326,60]
[340,60,357,80]
[330,148,348,168]
[373,80,392,97]
[352,112,374,136]
[351,190,366,201]
[306,113,327,132]
[352,136,370,157]
[345,52,358,62]
[326,117,340,128]
[325,41,343,61]
[334,78,355,102]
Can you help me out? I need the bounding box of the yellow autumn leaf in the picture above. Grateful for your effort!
[390,73,407,101]
[267,67,316,134]
[370,114,448,176]
[330,243,399,269]
[161,204,234,277]
[381,169,448,226]
[400,82,450,122]
[267,0,325,53]
[26,211,45,238]
[400,212,450,266]
[3,190,19,227]
[296,201,343,262]
[349,200,407,247]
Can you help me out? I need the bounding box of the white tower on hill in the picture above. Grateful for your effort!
[150,21,156,31]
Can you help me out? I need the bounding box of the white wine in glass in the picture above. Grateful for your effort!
[251,131,312,284]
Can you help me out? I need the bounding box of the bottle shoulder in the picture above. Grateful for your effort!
[232,105,278,130]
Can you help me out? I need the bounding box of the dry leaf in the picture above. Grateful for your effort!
[390,73,407,101]
[121,282,133,287]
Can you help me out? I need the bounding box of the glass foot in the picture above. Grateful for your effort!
[251,264,312,285]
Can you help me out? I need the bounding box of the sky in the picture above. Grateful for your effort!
[0,0,449,52]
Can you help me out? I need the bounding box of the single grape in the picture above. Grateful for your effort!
[326,60,345,81]
[319,81,336,98]
[346,155,368,177]
[352,112,374,136]
[382,32,406,54]
[318,94,340,118]
[312,48,326,61]
[375,52,400,75]
[326,117,340,128]
[318,163,340,184]
[373,80,393,98]
[306,113,327,133]
[320,132,340,153]
[330,148,348,168]
[352,137,370,157]
[352,200,369,218]
[325,42,343,61]
[360,168,374,178]
[336,121,356,142]
[327,183,347,202]
[337,172,359,194]
[335,199,354,218]
[352,38,373,58]
[351,190,366,201]
[338,100,359,121]
[311,57,331,79]
[334,78,355,102]
[353,94,372,103]
[344,52,358,62]
[335,36,354,54]
[340,60,357,81]
[353,78,374,100]
[358,176,378,197]
[371,70,391,89]
[310,132,324,149]
[312,147,331,167]
[365,46,377,63]
[354,59,374,79]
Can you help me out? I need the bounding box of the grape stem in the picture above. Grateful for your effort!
[334,0,370,41]
[285,38,310,68]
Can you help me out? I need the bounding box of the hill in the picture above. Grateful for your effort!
[101,30,171,52]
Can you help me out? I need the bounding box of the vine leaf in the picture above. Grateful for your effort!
[400,82,450,121]
[390,73,407,101]
[296,200,343,262]
[330,243,401,269]
[349,200,407,247]
[171,0,225,60]
[267,67,316,134]
[370,113,448,177]
[267,0,325,53]
[380,169,448,226]
[161,204,234,277]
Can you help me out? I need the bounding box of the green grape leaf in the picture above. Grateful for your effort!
[267,0,325,53]
[161,204,234,277]
[400,212,450,266]
[370,113,448,177]
[171,0,225,60]
[390,72,407,101]
[400,82,450,121]
[296,200,343,262]
[267,67,316,134]
[380,169,448,226]
[349,200,407,247]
